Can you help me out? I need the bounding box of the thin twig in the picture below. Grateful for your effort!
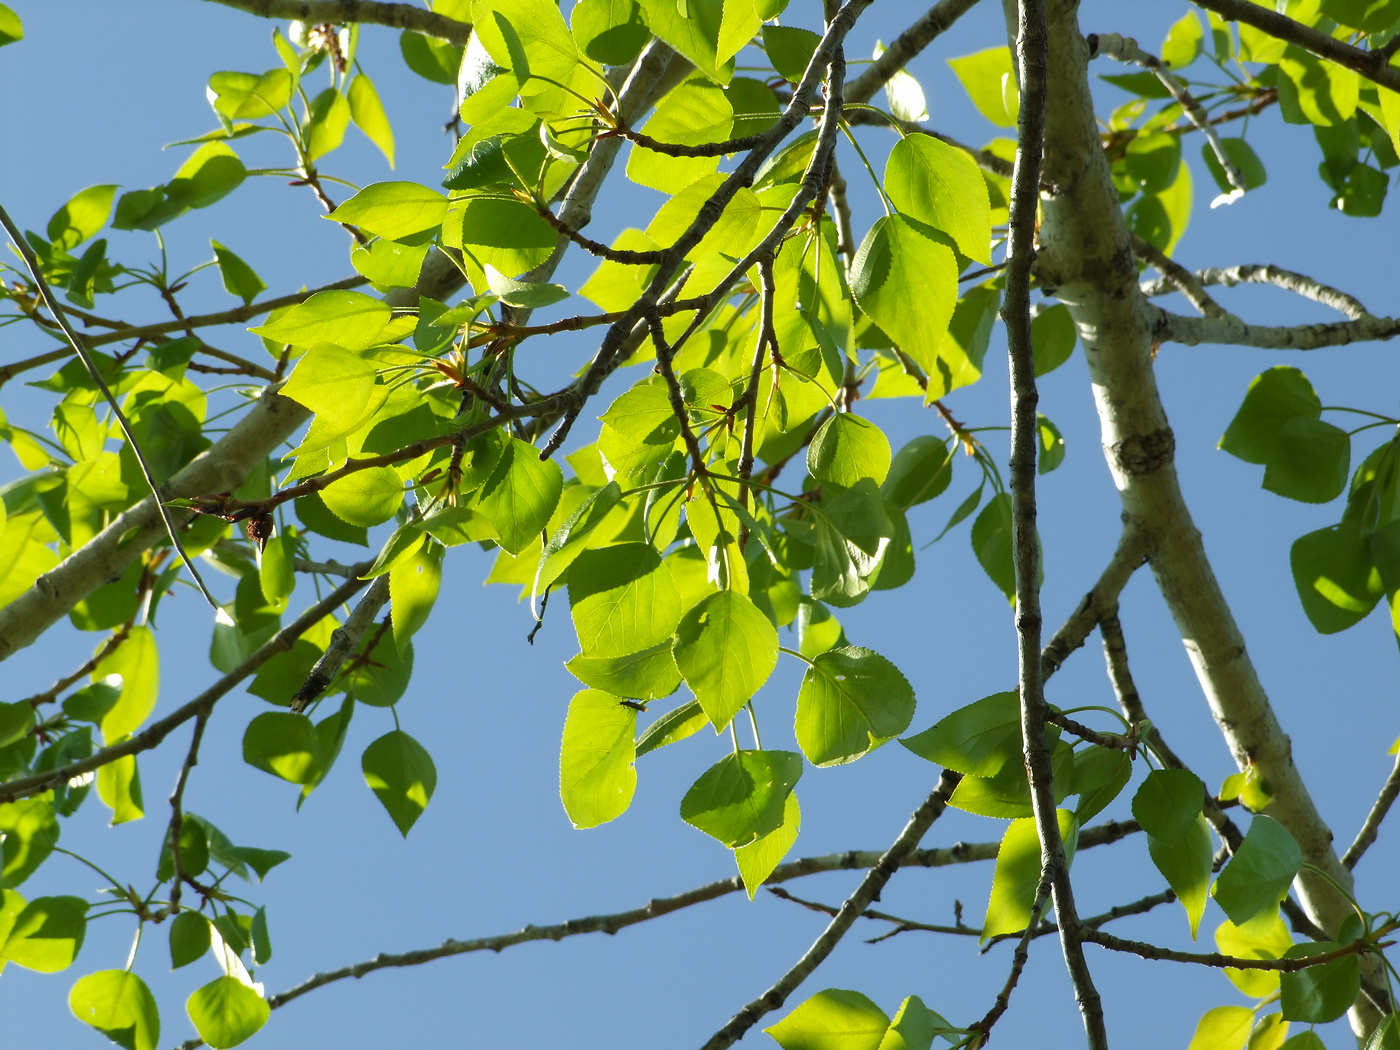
[971,876,1053,1041]
[1343,753,1400,870]
[1081,924,1393,970]
[697,770,959,1050]
[0,572,370,804]
[1190,0,1400,92]
[1090,33,1247,195]
[1141,263,1372,321]
[0,202,219,610]
[844,0,984,104]
[164,710,212,914]
[83,275,369,347]
[1130,235,1228,319]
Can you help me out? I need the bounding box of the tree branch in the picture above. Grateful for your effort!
[1089,33,1247,195]
[844,0,984,104]
[1005,0,1107,1041]
[1081,924,1391,971]
[1142,263,1372,321]
[1131,235,1228,319]
[290,575,390,712]
[1154,307,1400,350]
[697,770,961,1050]
[1033,0,1382,1031]
[0,201,219,610]
[84,276,369,347]
[198,0,471,44]
[0,572,369,804]
[1342,752,1400,870]
[1190,0,1400,94]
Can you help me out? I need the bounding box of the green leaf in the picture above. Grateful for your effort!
[1263,416,1350,503]
[351,238,429,288]
[472,0,582,94]
[1031,303,1077,376]
[945,740,1075,818]
[96,754,144,824]
[1187,1005,1254,1050]
[569,543,682,657]
[1212,815,1302,926]
[170,911,212,969]
[243,712,323,785]
[1125,132,1183,194]
[47,185,117,251]
[1217,913,1292,998]
[1280,942,1361,1023]
[207,69,292,120]
[304,87,350,161]
[571,0,649,65]
[566,643,682,701]
[1291,523,1384,633]
[901,691,1021,776]
[330,182,448,242]
[69,970,160,1050]
[113,143,248,230]
[1132,769,1205,842]
[156,817,210,882]
[483,265,570,309]
[400,30,463,84]
[559,689,637,828]
[0,701,34,749]
[1037,414,1065,474]
[983,810,1078,940]
[1161,11,1203,69]
[210,241,266,306]
[635,699,709,757]
[1148,814,1215,938]
[251,290,390,351]
[468,437,563,555]
[850,215,958,381]
[534,480,624,593]
[762,25,820,83]
[446,195,558,278]
[795,646,916,767]
[390,536,443,652]
[1322,0,1400,31]
[638,0,732,85]
[885,135,992,264]
[947,46,1018,127]
[348,73,395,167]
[875,42,929,123]
[1363,1014,1400,1050]
[1072,746,1131,822]
[808,414,892,490]
[0,894,86,971]
[258,533,295,611]
[735,792,800,899]
[186,976,269,1049]
[362,730,437,836]
[343,634,413,707]
[1221,367,1321,465]
[0,4,21,47]
[811,480,895,608]
[971,493,1015,604]
[882,436,952,510]
[680,750,803,848]
[766,988,890,1050]
[625,78,732,191]
[297,491,368,545]
[321,465,404,528]
[93,624,159,744]
[673,590,779,730]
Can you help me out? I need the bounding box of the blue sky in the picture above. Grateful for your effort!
[2,2,1398,1048]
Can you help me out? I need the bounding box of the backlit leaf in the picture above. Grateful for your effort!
[795,646,915,767]
[560,689,637,828]
[362,730,437,836]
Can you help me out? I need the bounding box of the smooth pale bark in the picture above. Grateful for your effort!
[1034,0,1382,1037]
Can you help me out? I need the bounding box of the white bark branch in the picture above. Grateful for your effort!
[1090,32,1247,195]
[1032,0,1384,1036]
[1154,308,1400,349]
[1142,264,1373,320]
